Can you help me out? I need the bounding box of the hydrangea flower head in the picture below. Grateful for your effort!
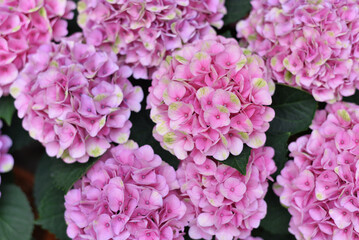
[0,0,75,97]
[237,0,359,103]
[0,120,14,197]
[177,147,276,239]
[77,0,226,79]
[64,141,188,240]
[10,35,144,163]
[148,35,275,164]
[275,102,359,239]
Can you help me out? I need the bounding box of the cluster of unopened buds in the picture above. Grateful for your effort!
[177,147,276,240]
[77,0,226,79]
[237,0,359,102]
[275,102,359,239]
[0,120,13,197]
[10,35,143,163]
[148,35,275,164]
[0,0,75,97]
[65,142,189,240]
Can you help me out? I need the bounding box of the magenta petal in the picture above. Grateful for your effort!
[52,20,69,40]
[0,51,16,65]
[68,138,86,159]
[329,209,351,229]
[0,15,21,35]
[94,214,114,240]
[86,137,110,158]
[0,64,18,86]
[0,154,14,173]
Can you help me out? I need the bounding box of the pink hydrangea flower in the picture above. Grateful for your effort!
[147,35,275,164]
[237,0,359,103]
[0,120,14,197]
[275,102,359,239]
[177,147,276,240]
[0,0,75,97]
[77,0,227,79]
[64,141,189,240]
[10,35,143,163]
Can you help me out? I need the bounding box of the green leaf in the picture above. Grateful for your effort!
[34,156,70,240]
[34,155,55,208]
[2,114,36,152]
[221,145,251,175]
[37,187,69,240]
[252,228,295,240]
[219,30,233,38]
[343,91,359,105]
[130,108,180,169]
[51,156,99,192]
[269,84,317,135]
[0,184,34,240]
[260,187,292,235]
[32,129,99,240]
[184,228,206,240]
[0,96,15,126]
[128,78,180,169]
[266,132,290,174]
[223,0,251,26]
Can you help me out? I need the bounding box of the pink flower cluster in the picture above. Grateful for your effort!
[147,35,275,164]
[65,142,188,240]
[77,0,226,79]
[275,102,359,239]
[0,0,75,97]
[10,35,143,163]
[237,0,359,103]
[177,147,276,240]
[0,120,14,197]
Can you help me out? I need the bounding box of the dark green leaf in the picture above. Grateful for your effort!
[130,108,180,169]
[252,228,295,240]
[219,30,233,38]
[51,156,99,192]
[223,0,251,26]
[2,114,36,152]
[34,155,55,208]
[183,228,208,240]
[67,0,81,35]
[0,170,14,186]
[0,96,15,126]
[221,145,251,175]
[34,156,70,240]
[0,184,34,240]
[260,187,292,235]
[269,84,317,135]
[343,91,359,105]
[36,187,69,240]
[258,85,317,237]
[266,132,290,174]
[128,78,180,169]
